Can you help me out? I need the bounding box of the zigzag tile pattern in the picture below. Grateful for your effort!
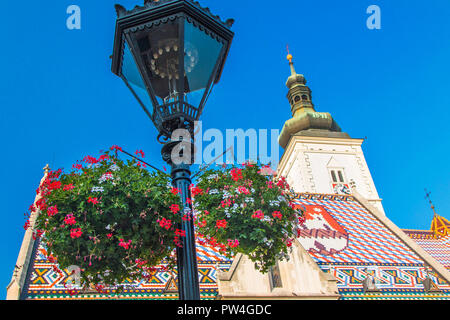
[403,230,450,269]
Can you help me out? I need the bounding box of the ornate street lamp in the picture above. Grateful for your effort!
[111,0,234,300]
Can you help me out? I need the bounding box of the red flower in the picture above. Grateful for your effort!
[119,239,132,249]
[110,145,123,152]
[98,154,109,162]
[83,155,99,164]
[276,176,290,190]
[237,186,250,195]
[63,184,75,191]
[64,214,77,226]
[171,187,181,195]
[23,220,31,230]
[135,150,145,158]
[70,228,83,239]
[107,233,113,239]
[88,197,99,205]
[216,219,227,229]
[72,163,83,170]
[49,181,62,190]
[252,210,264,220]
[170,204,180,214]
[286,238,294,247]
[173,236,183,248]
[298,216,306,225]
[197,219,207,228]
[47,206,59,217]
[227,239,239,248]
[159,218,172,230]
[221,198,232,208]
[272,211,282,220]
[230,168,243,181]
[175,229,186,237]
[190,185,203,197]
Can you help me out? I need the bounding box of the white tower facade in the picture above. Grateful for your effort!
[277,135,385,215]
[277,53,385,215]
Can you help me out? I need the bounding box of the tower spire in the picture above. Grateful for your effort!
[278,48,349,149]
[425,189,450,238]
[286,45,296,76]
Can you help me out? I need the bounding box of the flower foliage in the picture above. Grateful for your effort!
[193,163,304,273]
[30,148,182,289]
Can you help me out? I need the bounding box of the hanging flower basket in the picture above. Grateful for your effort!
[28,147,183,289]
[192,163,304,273]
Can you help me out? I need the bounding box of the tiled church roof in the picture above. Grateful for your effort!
[403,230,450,269]
[21,193,450,300]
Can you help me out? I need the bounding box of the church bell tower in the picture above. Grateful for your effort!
[277,53,386,215]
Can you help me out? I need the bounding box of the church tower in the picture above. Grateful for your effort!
[277,53,386,215]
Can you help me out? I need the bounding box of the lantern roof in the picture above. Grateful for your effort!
[114,0,235,28]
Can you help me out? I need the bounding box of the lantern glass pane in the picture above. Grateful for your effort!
[184,20,224,107]
[129,18,182,105]
[121,42,153,114]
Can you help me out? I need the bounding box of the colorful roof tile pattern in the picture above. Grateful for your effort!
[293,194,450,300]
[22,239,232,300]
[21,193,450,300]
[403,229,450,269]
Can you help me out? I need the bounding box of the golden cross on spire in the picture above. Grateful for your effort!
[425,188,437,217]
[286,44,293,63]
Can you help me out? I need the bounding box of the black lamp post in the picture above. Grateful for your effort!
[111,0,234,300]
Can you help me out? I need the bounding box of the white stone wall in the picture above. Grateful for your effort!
[278,136,386,215]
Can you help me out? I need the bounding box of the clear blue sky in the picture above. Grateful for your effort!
[1,0,449,299]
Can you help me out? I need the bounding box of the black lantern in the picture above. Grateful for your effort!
[112,0,234,141]
[111,0,234,301]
